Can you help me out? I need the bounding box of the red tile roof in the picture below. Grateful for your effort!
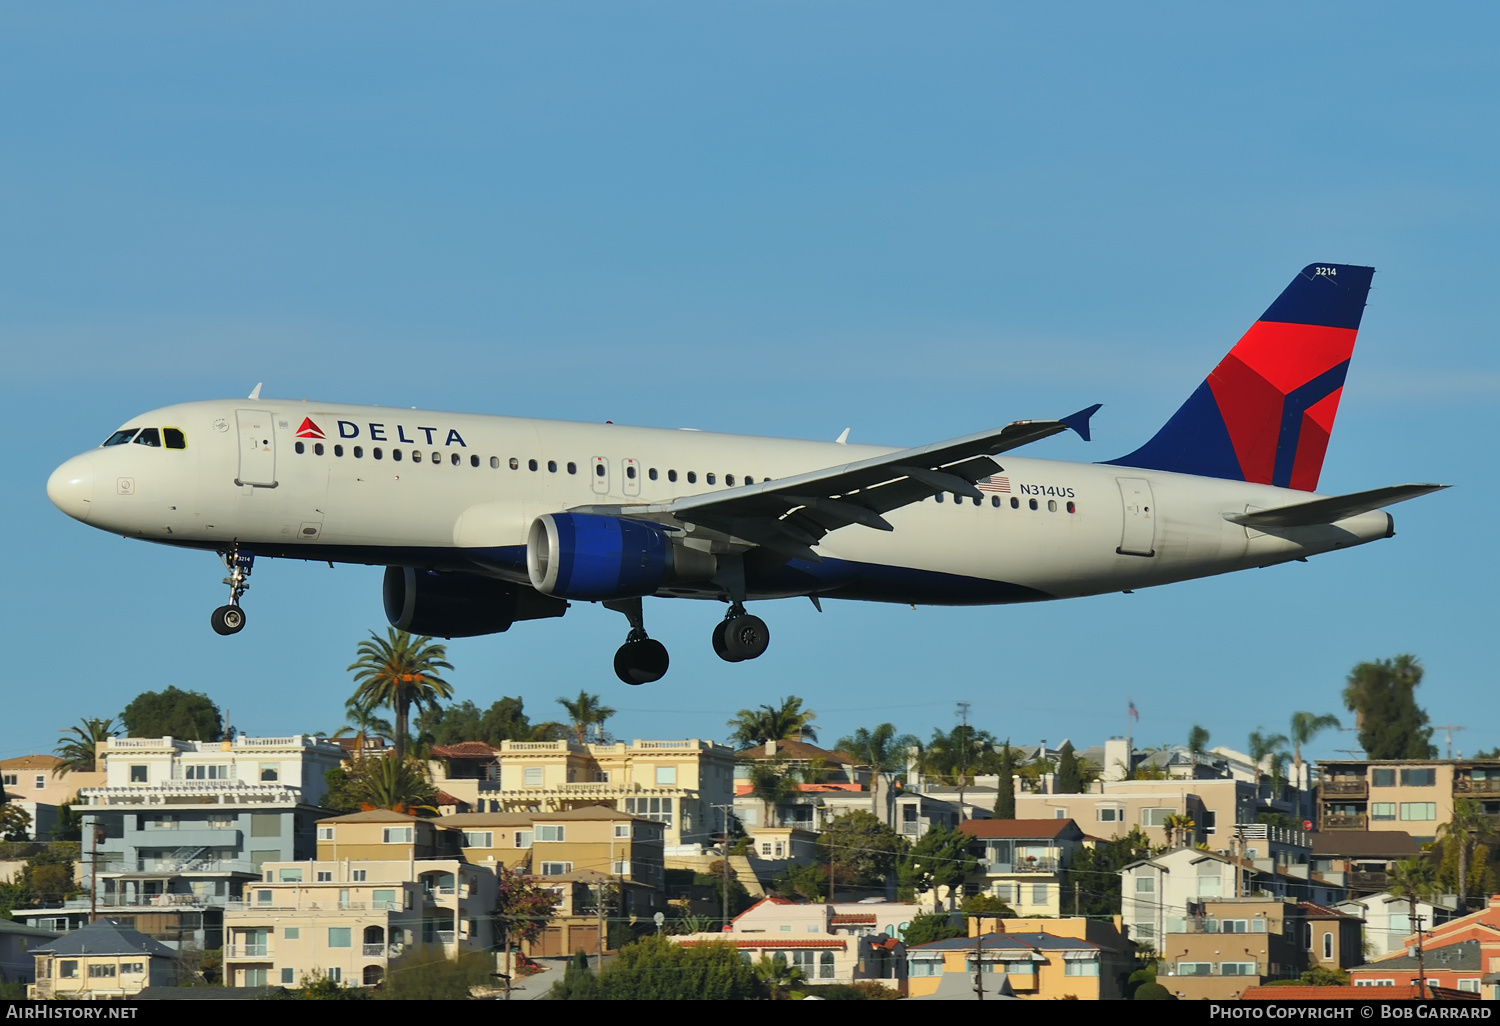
[432,742,499,759]
[735,740,858,764]
[681,939,846,950]
[831,914,876,925]
[959,819,1082,840]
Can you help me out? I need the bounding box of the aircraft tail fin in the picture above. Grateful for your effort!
[1106,263,1375,490]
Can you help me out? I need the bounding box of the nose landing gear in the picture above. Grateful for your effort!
[604,597,669,685]
[712,604,770,663]
[211,550,253,636]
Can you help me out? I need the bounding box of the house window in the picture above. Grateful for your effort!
[1098,807,1121,822]
[540,862,573,875]
[281,968,295,985]
[1031,884,1048,905]
[1400,768,1436,787]
[186,764,232,780]
[373,889,397,910]
[1399,803,1436,821]
[244,968,268,987]
[1201,810,1217,834]
[1135,877,1155,893]
[284,928,300,940]
[1176,962,1213,976]
[612,861,630,875]
[352,869,367,882]
[624,797,673,828]
[130,765,148,783]
[34,774,45,790]
[1134,923,1156,942]
[614,824,630,838]
[382,827,414,843]
[1389,912,1411,933]
[909,958,943,977]
[120,962,144,974]
[1371,803,1396,821]
[1371,768,1396,787]
[1220,920,1249,934]
[58,961,78,979]
[1197,875,1223,897]
[1458,980,1481,994]
[1064,960,1099,976]
[515,831,534,849]
[260,763,279,782]
[1141,808,1174,827]
[537,825,565,842]
[1221,962,1258,976]
[524,767,543,787]
[316,871,332,882]
[88,964,118,978]
[257,890,272,906]
[317,826,334,841]
[328,928,351,948]
[279,868,304,882]
[462,831,493,848]
[328,968,342,983]
[1323,932,1333,959]
[819,951,835,979]
[994,883,1014,902]
[655,765,678,785]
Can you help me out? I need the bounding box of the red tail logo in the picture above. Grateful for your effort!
[295,417,325,439]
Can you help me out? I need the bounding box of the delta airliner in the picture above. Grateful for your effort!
[46,263,1445,684]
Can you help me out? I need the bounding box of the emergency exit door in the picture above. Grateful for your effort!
[236,410,278,487]
[1116,477,1156,557]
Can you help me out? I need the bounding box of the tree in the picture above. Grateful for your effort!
[331,696,394,746]
[994,739,1016,819]
[1055,741,1083,794]
[548,950,599,1000]
[1247,728,1289,797]
[556,691,617,745]
[818,811,904,888]
[960,893,1016,917]
[20,845,79,904]
[54,717,118,774]
[495,864,559,951]
[835,724,920,826]
[347,629,454,761]
[1187,725,1211,759]
[1436,799,1498,908]
[1134,981,1177,1000]
[1288,712,1340,820]
[552,936,764,1000]
[900,911,964,947]
[344,753,437,813]
[727,697,818,747]
[747,758,804,827]
[754,953,804,1000]
[1063,828,1157,917]
[416,696,538,748]
[1388,856,1437,943]
[0,805,31,843]
[377,950,493,1000]
[120,687,222,741]
[898,825,977,910]
[1162,813,1195,849]
[917,725,1000,787]
[1342,655,1436,759]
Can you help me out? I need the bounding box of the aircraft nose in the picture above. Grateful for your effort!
[48,454,96,523]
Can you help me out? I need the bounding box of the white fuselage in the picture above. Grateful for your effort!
[47,398,1394,605]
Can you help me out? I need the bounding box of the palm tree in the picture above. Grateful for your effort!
[330,696,395,755]
[347,629,454,762]
[54,717,118,774]
[918,725,1001,787]
[347,752,439,813]
[1437,799,1497,908]
[1288,712,1341,820]
[1162,813,1196,849]
[748,759,804,827]
[1388,855,1437,985]
[727,697,818,747]
[753,953,805,1000]
[835,724,921,826]
[1247,729,1289,799]
[556,691,617,745]
[1187,725,1211,759]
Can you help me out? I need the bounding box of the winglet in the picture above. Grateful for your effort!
[835,428,850,445]
[248,383,263,400]
[1061,404,1102,442]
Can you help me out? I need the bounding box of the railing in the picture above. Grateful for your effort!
[983,859,1058,875]
[96,893,211,908]
[1454,779,1500,794]
[226,944,270,958]
[1236,825,1312,848]
[1348,871,1388,889]
[363,943,390,957]
[1322,812,1368,829]
[1321,779,1368,796]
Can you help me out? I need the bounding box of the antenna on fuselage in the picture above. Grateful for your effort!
[247,383,263,400]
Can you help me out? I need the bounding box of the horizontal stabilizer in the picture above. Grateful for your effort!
[1224,484,1449,529]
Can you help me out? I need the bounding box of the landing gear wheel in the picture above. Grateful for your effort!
[614,638,670,685]
[712,620,744,663]
[211,605,246,636]
[720,614,770,661]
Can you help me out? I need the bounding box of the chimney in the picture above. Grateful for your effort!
[766,740,777,757]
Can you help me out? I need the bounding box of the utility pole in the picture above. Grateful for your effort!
[712,804,735,931]
[972,914,985,1000]
[956,701,971,820]
[89,822,103,923]
[1413,914,1428,1000]
[1074,880,1081,916]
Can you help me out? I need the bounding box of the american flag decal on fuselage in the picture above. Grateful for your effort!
[977,476,1011,493]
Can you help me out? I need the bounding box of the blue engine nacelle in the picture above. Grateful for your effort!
[526,513,717,601]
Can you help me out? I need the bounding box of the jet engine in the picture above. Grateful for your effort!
[527,513,717,601]
[383,567,567,638]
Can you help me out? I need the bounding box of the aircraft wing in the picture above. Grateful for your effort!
[572,405,1101,561]
[1224,483,1449,529]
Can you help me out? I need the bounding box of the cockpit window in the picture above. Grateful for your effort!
[163,428,186,449]
[133,428,162,447]
[103,429,139,447]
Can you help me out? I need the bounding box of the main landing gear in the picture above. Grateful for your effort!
[211,549,254,636]
[604,597,670,686]
[712,604,771,663]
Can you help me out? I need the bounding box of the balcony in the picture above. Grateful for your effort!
[1322,812,1367,830]
[982,858,1058,875]
[1348,870,1388,889]
[1321,779,1368,797]
[226,944,270,959]
[363,943,392,957]
[1454,779,1500,795]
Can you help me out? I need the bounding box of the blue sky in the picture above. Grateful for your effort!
[2,5,1495,765]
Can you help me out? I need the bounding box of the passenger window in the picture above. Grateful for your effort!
[529,459,538,471]
[935,493,943,503]
[668,470,678,482]
[1066,501,1076,513]
[745,476,753,485]
[649,468,658,481]
[1048,500,1057,512]
[315,443,325,456]
[686,472,696,484]
[707,473,716,485]
[626,465,637,480]
[133,428,162,447]
[567,462,577,475]
[103,429,139,446]
[295,441,305,454]
[972,496,980,506]
[953,494,962,504]
[163,428,186,449]
[1010,497,1020,509]
[991,496,1000,507]
[450,453,459,466]
[547,460,556,472]
[471,455,480,468]
[354,446,364,458]
[490,457,499,469]
[595,463,606,478]
[373,448,383,460]
[396,449,407,462]
[436,452,444,465]
[725,474,735,487]
[334,445,344,457]
[509,458,519,470]
[1029,498,1038,510]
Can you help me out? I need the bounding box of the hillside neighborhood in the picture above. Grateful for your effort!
[0,636,1494,1001]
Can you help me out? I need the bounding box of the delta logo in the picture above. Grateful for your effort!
[295,418,325,439]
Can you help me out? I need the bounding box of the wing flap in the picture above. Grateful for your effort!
[1224,483,1449,529]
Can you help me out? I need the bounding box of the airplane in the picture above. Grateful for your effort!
[46,262,1446,685]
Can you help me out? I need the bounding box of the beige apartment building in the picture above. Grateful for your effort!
[0,754,103,840]
[958,819,1085,917]
[429,738,735,854]
[1318,759,1500,841]
[1015,777,1259,849]
[226,810,498,989]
